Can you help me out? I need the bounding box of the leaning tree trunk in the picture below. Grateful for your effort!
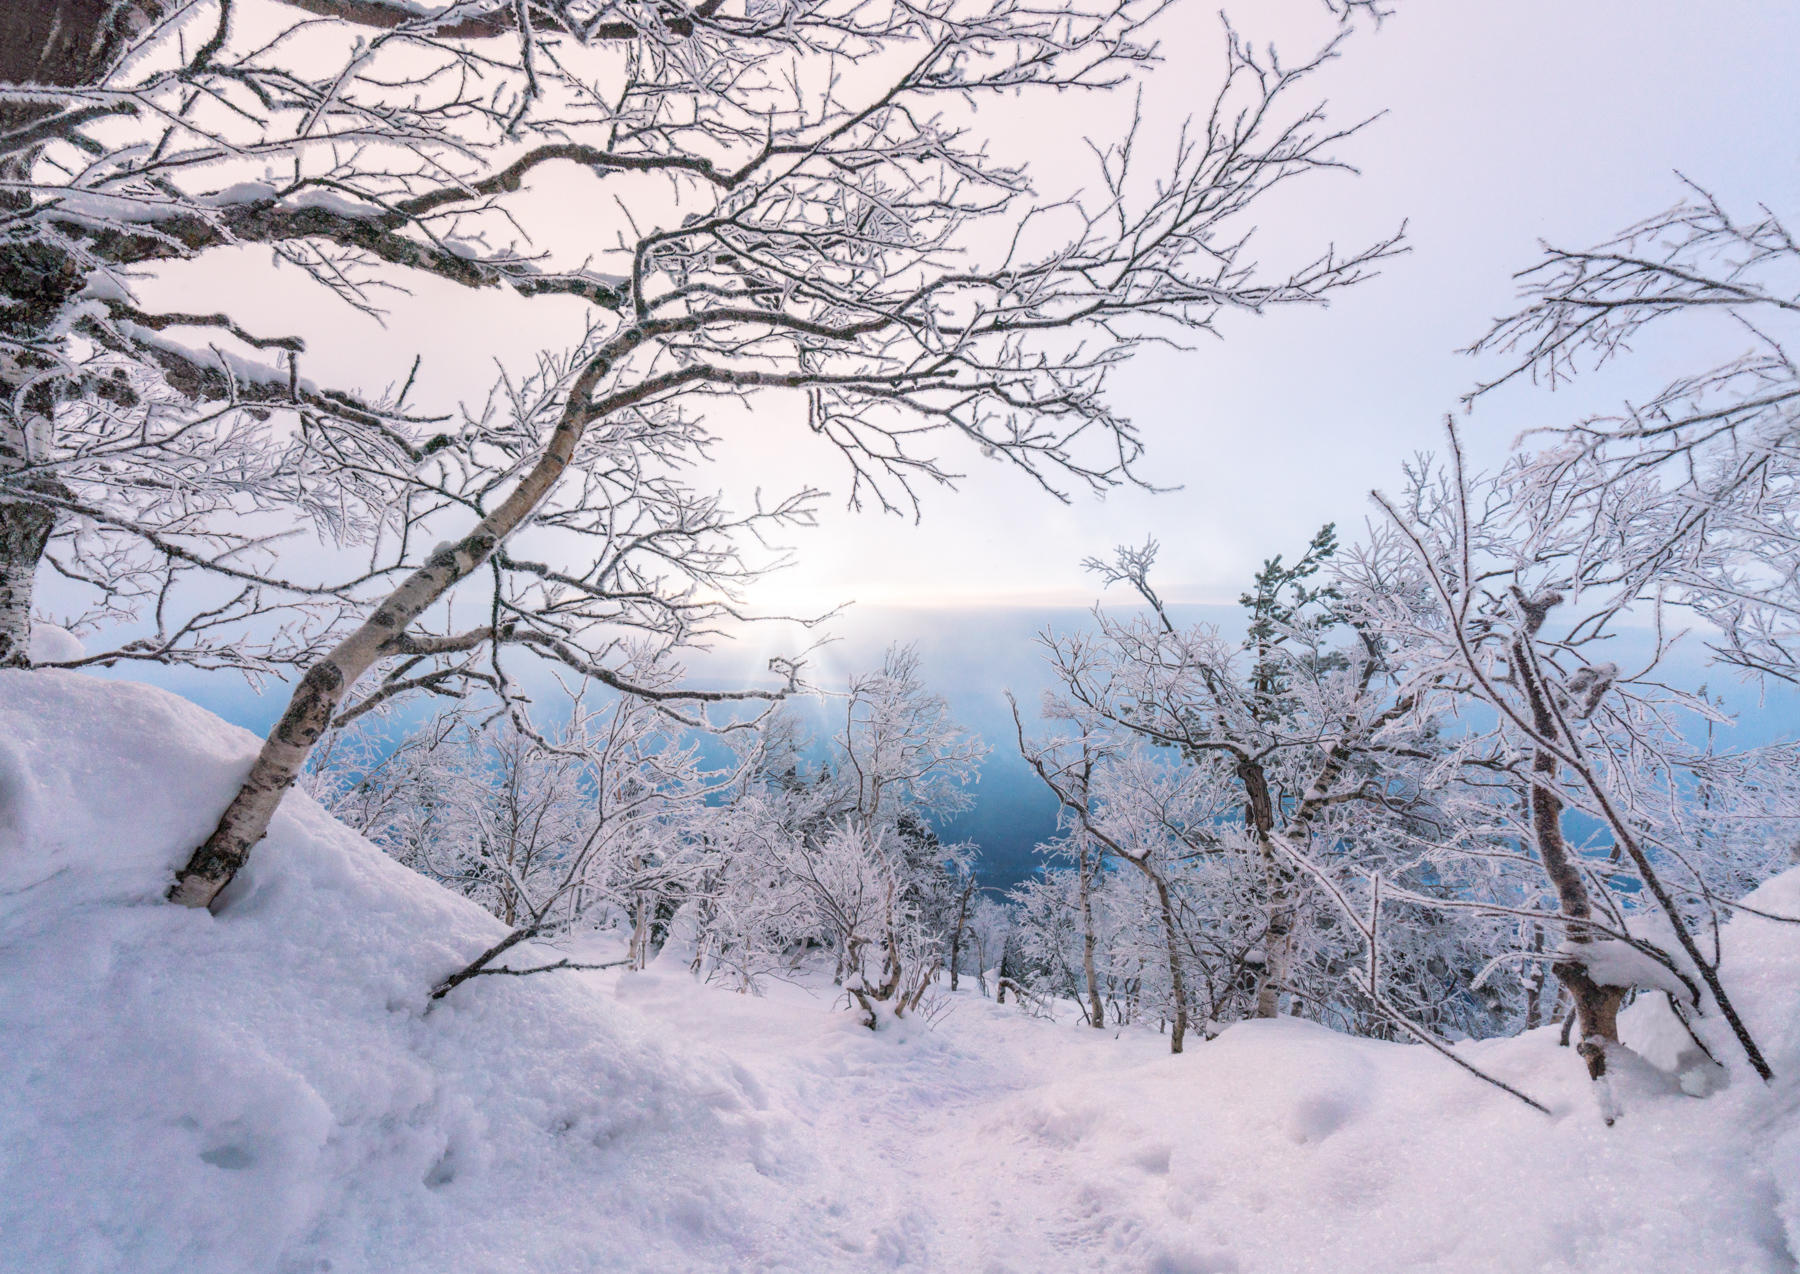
[169,355,610,909]
[1513,636,1626,1087]
[1532,745,1625,1085]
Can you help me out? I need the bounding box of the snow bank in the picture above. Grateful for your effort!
[4,670,1799,1274]
[0,672,817,1274]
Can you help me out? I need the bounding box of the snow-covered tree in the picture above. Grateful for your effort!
[748,648,981,1021]
[308,659,726,995]
[672,647,983,1020]
[1,0,625,673]
[93,0,1404,909]
[682,708,831,989]
[837,645,984,833]
[309,709,589,927]
[1363,431,1793,1107]
[1033,532,1457,1024]
[1470,183,1800,685]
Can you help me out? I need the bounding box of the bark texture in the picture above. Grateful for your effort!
[947,878,974,993]
[0,498,53,668]
[1071,755,1105,1029]
[0,0,165,129]
[0,2,165,653]
[1077,841,1104,1029]
[1513,634,1626,1085]
[1149,871,1190,1053]
[1240,758,1293,1020]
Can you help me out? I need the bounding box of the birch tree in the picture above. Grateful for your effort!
[83,0,1402,909]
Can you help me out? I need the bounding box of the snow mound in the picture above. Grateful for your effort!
[0,672,816,1274]
[26,623,84,665]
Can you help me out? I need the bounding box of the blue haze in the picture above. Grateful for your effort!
[93,604,1800,893]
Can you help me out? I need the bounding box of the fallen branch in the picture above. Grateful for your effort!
[426,921,628,1004]
[433,955,629,1000]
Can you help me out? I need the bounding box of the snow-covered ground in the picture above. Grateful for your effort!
[4,670,1799,1274]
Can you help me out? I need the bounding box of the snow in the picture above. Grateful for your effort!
[1570,936,1697,1000]
[46,182,372,230]
[27,623,85,665]
[290,187,385,220]
[4,669,1800,1274]
[115,319,297,390]
[208,181,284,209]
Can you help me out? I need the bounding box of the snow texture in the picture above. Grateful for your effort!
[3,670,1800,1274]
[26,624,85,665]
[1568,936,1695,1000]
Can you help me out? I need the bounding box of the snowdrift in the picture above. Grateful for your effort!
[3,670,1799,1274]
[0,672,820,1274]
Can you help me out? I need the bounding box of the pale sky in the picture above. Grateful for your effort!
[719,0,1800,610]
[142,0,1800,614]
[102,1,1800,875]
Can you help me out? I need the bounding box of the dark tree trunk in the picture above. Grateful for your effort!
[1513,635,1626,1088]
[995,934,1022,1004]
[1071,753,1105,1029]
[1239,757,1292,1019]
[947,879,973,993]
[0,0,163,129]
[0,2,173,661]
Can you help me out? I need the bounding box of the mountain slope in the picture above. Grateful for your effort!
[2,670,1798,1273]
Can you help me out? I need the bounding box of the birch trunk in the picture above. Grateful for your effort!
[1077,842,1104,1030]
[0,499,50,669]
[1151,873,1190,1053]
[169,355,610,909]
[1072,753,1105,1029]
